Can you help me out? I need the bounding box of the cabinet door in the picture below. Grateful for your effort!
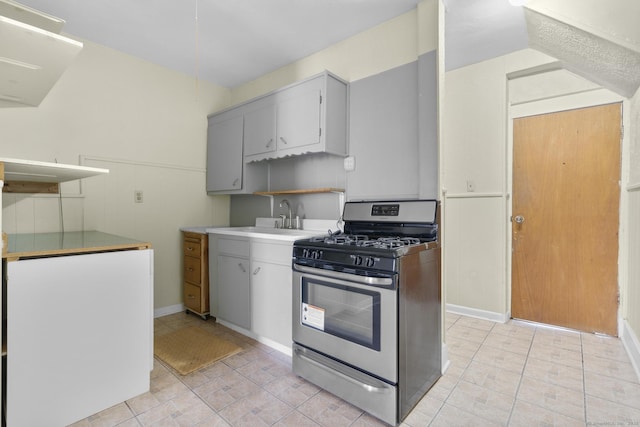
[206,114,244,192]
[244,103,276,157]
[217,254,251,329]
[251,261,292,347]
[276,83,321,151]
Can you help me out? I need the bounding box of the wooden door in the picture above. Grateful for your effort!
[511,103,621,336]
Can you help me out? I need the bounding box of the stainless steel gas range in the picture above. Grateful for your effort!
[291,199,441,426]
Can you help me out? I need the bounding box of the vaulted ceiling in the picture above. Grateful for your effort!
[5,0,640,97]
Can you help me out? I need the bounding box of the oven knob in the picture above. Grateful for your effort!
[365,257,375,267]
[312,250,323,260]
[354,255,363,266]
[302,248,309,258]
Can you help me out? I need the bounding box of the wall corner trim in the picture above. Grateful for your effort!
[621,319,640,383]
[446,303,510,323]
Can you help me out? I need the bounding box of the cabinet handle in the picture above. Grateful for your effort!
[238,262,246,273]
[279,136,288,145]
[188,268,194,272]
[232,178,239,187]
[266,138,273,148]
[253,267,261,275]
[187,247,194,251]
[187,294,196,299]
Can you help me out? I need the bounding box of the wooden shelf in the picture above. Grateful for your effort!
[254,188,344,196]
[0,158,108,194]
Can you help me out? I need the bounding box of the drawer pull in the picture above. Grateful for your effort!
[187,294,196,299]
[238,262,246,273]
[188,268,194,272]
[187,247,194,251]
[253,267,261,275]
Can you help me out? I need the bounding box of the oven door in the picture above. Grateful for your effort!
[292,263,398,383]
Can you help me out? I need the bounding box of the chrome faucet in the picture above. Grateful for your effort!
[279,199,293,229]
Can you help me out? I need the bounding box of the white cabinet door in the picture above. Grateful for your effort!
[217,254,251,329]
[244,103,276,157]
[251,260,292,347]
[206,114,243,192]
[276,83,321,152]
[6,250,153,427]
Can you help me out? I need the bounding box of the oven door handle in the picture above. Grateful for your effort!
[293,264,393,287]
[294,345,393,394]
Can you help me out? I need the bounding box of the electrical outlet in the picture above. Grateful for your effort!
[134,190,144,203]
[343,156,356,172]
[466,180,475,192]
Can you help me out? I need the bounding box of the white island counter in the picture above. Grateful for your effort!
[2,231,153,427]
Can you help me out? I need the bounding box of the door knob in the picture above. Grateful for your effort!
[514,215,525,224]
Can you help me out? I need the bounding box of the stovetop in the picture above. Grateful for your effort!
[308,234,423,250]
[293,200,439,272]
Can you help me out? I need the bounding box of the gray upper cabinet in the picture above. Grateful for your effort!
[274,78,321,152]
[206,70,346,194]
[245,71,348,162]
[243,99,276,157]
[206,111,243,192]
[207,108,268,195]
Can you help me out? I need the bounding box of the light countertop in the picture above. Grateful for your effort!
[180,226,221,235]
[4,231,151,260]
[205,218,338,242]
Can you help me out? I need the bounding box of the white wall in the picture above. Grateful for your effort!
[443,49,555,318]
[230,1,438,105]
[625,88,640,371]
[1,40,231,310]
[1,0,440,313]
[442,46,637,344]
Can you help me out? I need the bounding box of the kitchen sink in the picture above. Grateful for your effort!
[233,226,317,235]
[206,225,324,241]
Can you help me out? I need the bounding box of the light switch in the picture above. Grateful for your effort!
[344,156,356,172]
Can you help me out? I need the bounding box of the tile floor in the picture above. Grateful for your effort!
[71,311,640,427]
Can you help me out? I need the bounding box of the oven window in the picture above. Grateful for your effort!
[301,278,381,350]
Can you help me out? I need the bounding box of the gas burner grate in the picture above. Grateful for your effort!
[356,237,423,249]
[308,234,424,249]
[311,234,370,245]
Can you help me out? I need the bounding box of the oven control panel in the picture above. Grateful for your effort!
[351,254,377,268]
[294,246,396,272]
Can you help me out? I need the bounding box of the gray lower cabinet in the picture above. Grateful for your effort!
[217,254,251,329]
[250,240,293,348]
[210,234,293,349]
[213,236,251,329]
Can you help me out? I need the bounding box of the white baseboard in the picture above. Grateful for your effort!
[441,343,450,374]
[154,304,184,318]
[216,319,292,357]
[446,303,510,323]
[621,320,640,383]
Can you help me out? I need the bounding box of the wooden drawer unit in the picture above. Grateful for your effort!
[184,256,201,284]
[182,231,209,319]
[184,283,203,313]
